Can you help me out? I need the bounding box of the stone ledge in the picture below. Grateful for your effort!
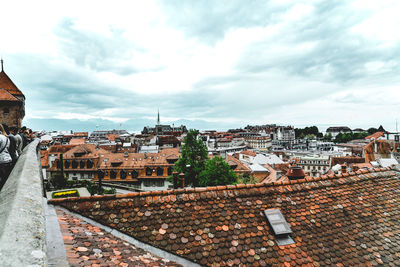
[0,139,46,266]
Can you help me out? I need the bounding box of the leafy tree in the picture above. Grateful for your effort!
[323,133,332,141]
[198,156,237,186]
[295,126,322,139]
[174,129,208,186]
[236,173,257,184]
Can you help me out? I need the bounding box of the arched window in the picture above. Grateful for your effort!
[71,159,78,168]
[64,160,70,168]
[110,170,117,179]
[146,167,153,176]
[131,170,138,178]
[98,170,105,179]
[79,160,85,169]
[120,170,127,179]
[167,166,173,176]
[56,160,62,169]
[157,167,164,176]
[87,159,93,168]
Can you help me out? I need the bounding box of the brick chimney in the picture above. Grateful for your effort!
[341,163,347,174]
[179,172,185,188]
[286,165,305,180]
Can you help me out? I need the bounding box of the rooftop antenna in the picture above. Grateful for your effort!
[1,58,3,72]
[157,108,160,125]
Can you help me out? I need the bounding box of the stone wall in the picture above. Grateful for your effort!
[0,139,46,266]
[0,103,23,128]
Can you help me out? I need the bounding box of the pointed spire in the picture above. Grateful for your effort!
[157,109,160,125]
[1,58,3,72]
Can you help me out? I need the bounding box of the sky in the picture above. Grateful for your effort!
[1,0,400,133]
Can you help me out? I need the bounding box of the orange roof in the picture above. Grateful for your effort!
[69,138,85,145]
[40,150,49,167]
[73,132,88,137]
[365,131,384,140]
[50,167,399,266]
[0,70,24,97]
[106,134,119,141]
[240,150,256,157]
[48,144,77,154]
[0,88,19,101]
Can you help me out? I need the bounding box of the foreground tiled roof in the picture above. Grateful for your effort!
[56,207,181,266]
[50,167,400,266]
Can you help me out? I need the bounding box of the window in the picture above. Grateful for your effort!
[146,167,153,176]
[79,160,85,168]
[120,170,127,179]
[157,167,164,176]
[110,170,117,179]
[168,167,173,176]
[131,170,138,178]
[3,108,9,115]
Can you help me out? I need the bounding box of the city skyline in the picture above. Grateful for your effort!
[1,1,400,132]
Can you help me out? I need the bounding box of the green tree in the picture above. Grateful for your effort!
[198,156,237,186]
[323,133,332,141]
[236,173,257,184]
[174,129,208,186]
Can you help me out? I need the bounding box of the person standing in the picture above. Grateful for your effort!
[10,126,22,156]
[0,124,13,190]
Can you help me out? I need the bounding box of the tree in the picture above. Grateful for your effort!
[174,129,208,186]
[323,133,332,141]
[198,156,237,186]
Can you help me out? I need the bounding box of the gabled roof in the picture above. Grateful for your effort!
[0,88,20,102]
[50,167,400,266]
[365,131,385,140]
[0,70,24,97]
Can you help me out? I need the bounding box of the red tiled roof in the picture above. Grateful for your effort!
[240,150,256,157]
[0,70,24,97]
[50,167,400,266]
[56,207,181,266]
[364,140,392,163]
[365,131,384,140]
[331,156,365,167]
[48,144,77,154]
[69,138,85,145]
[40,150,49,167]
[106,134,119,141]
[0,88,20,101]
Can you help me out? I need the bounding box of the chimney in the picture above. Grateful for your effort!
[341,163,347,174]
[179,172,185,188]
[173,171,178,189]
[286,165,305,181]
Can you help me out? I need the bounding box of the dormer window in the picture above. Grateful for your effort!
[263,209,295,246]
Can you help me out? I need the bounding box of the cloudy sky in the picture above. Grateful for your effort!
[1,0,400,132]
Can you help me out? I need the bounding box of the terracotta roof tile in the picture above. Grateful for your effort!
[0,88,20,101]
[0,70,24,97]
[50,168,400,266]
[55,207,181,266]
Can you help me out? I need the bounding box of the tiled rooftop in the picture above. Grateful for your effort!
[50,167,400,266]
[0,70,25,97]
[56,207,181,267]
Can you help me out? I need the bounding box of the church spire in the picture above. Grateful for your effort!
[157,109,160,125]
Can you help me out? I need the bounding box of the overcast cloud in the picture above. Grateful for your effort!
[1,0,400,132]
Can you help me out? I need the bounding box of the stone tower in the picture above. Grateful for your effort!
[0,60,25,128]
